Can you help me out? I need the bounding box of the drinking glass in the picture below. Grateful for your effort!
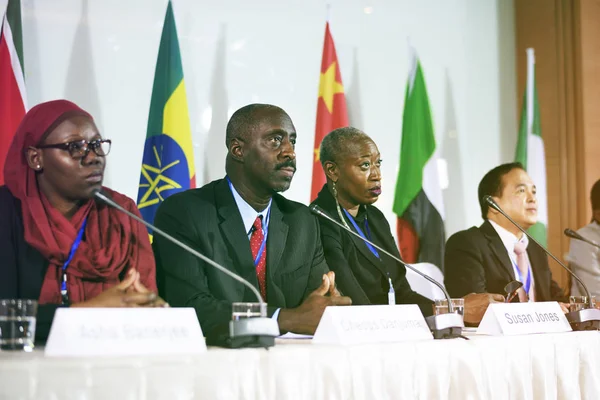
[569,295,596,312]
[232,302,266,320]
[0,299,37,352]
[434,298,465,316]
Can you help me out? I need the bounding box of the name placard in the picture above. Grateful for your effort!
[45,308,206,357]
[477,302,572,336]
[312,305,433,345]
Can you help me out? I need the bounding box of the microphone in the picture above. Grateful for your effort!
[309,204,464,339]
[504,280,523,303]
[94,190,280,348]
[484,195,600,330]
[564,228,600,250]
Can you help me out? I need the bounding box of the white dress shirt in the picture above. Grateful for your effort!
[228,180,271,239]
[568,221,600,297]
[489,220,536,301]
[227,179,280,320]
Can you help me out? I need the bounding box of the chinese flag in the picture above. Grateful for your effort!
[310,22,348,201]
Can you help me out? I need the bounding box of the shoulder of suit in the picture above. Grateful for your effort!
[273,193,314,219]
[158,179,223,209]
[447,224,485,245]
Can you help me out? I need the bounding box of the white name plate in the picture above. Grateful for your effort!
[478,302,572,336]
[45,308,206,357]
[312,305,433,345]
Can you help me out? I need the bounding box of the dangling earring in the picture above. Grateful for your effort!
[333,180,351,230]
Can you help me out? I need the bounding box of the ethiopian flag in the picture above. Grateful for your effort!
[310,21,348,201]
[393,48,445,271]
[0,0,27,185]
[137,0,195,233]
[515,48,547,246]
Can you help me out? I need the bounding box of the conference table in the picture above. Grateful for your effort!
[1,330,599,399]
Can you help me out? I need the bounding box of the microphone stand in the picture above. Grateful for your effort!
[485,196,600,331]
[94,191,280,348]
[310,205,464,339]
[565,228,600,250]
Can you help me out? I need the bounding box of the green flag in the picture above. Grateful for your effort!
[393,49,445,270]
[515,48,547,246]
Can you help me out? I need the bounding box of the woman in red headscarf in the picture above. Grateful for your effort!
[0,99,165,342]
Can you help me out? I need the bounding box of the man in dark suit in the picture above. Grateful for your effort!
[444,162,565,304]
[153,104,351,338]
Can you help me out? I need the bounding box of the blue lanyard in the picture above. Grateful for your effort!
[61,217,88,299]
[342,209,380,258]
[252,210,270,267]
[512,257,532,296]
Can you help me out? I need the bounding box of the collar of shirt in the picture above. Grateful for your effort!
[488,219,529,254]
[345,205,369,224]
[228,180,272,237]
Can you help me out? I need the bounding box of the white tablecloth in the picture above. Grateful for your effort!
[1,331,599,400]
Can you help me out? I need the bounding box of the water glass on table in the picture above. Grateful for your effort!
[232,302,266,321]
[434,298,465,316]
[0,299,37,352]
[569,295,597,312]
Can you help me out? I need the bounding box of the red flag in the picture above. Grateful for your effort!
[310,22,348,201]
[0,0,27,185]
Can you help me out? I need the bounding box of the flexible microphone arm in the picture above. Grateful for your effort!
[94,190,266,309]
[309,204,454,312]
[484,195,593,308]
[564,228,600,250]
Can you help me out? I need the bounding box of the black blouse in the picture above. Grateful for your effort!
[311,185,434,316]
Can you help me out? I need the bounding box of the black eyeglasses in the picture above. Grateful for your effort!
[37,139,112,159]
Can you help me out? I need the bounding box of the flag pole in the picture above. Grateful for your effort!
[526,48,535,138]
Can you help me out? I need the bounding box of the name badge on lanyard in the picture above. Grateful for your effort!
[61,217,88,305]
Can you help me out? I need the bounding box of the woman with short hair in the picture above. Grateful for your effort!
[311,127,503,324]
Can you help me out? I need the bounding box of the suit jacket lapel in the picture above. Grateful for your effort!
[341,208,388,277]
[480,220,516,281]
[216,179,256,282]
[266,197,288,278]
[349,230,388,276]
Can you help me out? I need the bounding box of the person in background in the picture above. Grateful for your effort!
[445,162,567,310]
[311,127,503,324]
[0,100,165,342]
[153,104,351,338]
[568,179,600,297]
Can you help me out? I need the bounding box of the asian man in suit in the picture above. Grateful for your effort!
[444,162,566,307]
[153,104,351,338]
